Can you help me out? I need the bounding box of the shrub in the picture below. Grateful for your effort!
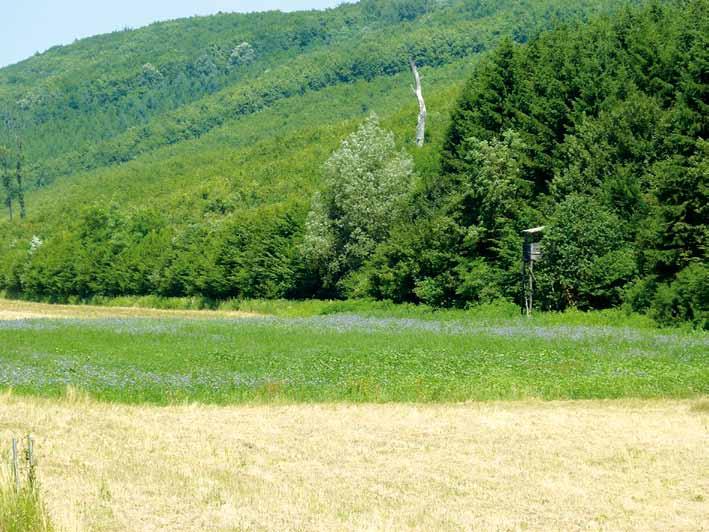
[650,263,708,329]
[536,195,636,310]
[0,450,54,532]
[623,276,658,314]
[0,483,54,532]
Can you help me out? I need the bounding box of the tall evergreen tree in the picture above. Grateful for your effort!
[0,145,12,221]
[15,140,26,220]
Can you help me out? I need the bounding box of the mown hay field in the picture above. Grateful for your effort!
[1,395,707,531]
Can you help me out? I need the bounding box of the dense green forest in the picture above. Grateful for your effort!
[0,0,706,328]
[368,0,708,327]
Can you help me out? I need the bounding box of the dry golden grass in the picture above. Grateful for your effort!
[0,299,259,321]
[0,394,706,531]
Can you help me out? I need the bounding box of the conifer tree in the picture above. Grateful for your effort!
[0,145,12,221]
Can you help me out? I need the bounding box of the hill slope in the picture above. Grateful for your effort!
[1,0,635,186]
[1,0,678,307]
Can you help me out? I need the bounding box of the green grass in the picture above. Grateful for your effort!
[1,307,706,405]
[5,292,662,326]
[0,478,53,532]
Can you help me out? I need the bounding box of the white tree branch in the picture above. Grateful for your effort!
[409,58,427,147]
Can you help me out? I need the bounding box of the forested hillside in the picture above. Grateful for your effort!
[0,0,627,186]
[0,0,705,327]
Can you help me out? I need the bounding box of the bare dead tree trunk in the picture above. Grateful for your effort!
[409,58,426,147]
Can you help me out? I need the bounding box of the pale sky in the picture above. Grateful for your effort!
[0,0,343,68]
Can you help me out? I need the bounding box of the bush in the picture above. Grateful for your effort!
[650,263,708,329]
[0,456,54,532]
[0,484,53,532]
[536,195,636,310]
[623,276,658,314]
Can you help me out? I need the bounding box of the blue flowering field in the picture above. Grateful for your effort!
[2,309,707,404]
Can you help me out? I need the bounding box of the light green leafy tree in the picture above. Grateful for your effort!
[303,114,413,293]
[459,129,530,247]
[229,43,256,67]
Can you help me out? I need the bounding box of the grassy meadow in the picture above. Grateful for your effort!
[1,299,706,405]
[1,300,707,530]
